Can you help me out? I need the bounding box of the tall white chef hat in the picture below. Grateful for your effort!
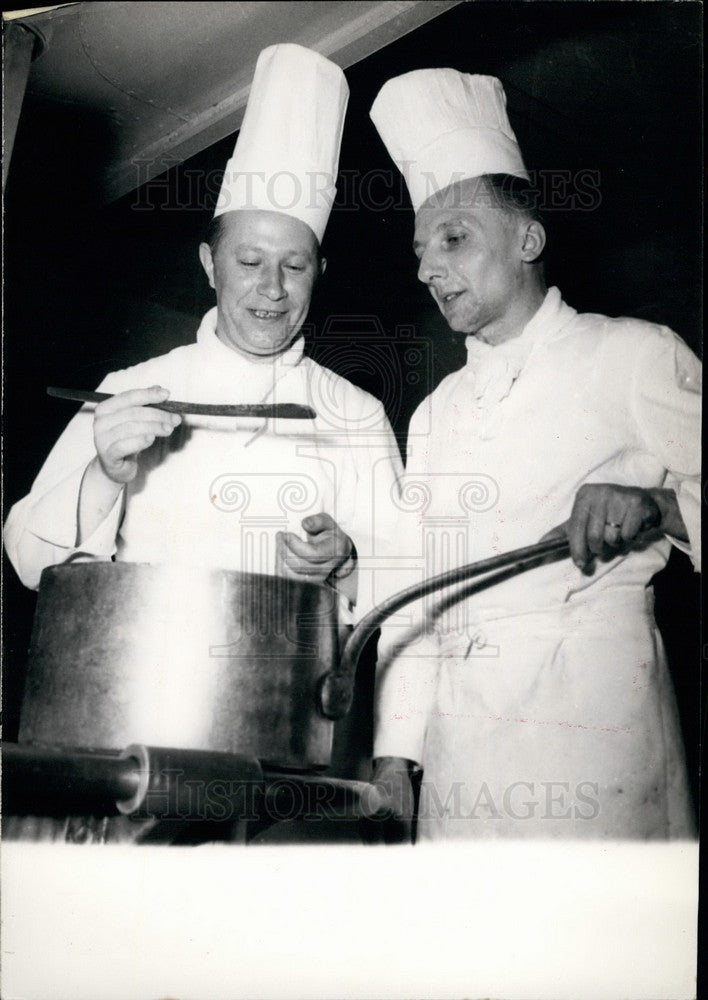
[370,70,528,213]
[214,44,349,243]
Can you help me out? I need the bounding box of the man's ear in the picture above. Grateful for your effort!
[319,256,327,278]
[199,243,215,289]
[520,220,546,263]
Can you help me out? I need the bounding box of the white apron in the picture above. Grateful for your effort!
[375,288,701,840]
[417,589,694,839]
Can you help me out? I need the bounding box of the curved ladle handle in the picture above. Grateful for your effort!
[318,537,571,720]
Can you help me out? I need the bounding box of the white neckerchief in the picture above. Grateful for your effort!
[464,287,569,410]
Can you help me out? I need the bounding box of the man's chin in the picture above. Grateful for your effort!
[444,315,473,336]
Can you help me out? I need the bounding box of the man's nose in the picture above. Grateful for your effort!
[257,265,286,300]
[417,246,445,284]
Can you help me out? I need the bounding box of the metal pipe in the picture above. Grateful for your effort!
[1,742,139,809]
[1,742,388,825]
[319,536,571,719]
[1,742,265,820]
[263,772,389,822]
[118,743,264,820]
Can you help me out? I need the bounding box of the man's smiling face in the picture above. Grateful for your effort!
[200,210,322,359]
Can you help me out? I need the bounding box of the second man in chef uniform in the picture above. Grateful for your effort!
[368,70,700,841]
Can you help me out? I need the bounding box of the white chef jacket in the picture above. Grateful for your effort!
[4,308,403,618]
[374,287,700,839]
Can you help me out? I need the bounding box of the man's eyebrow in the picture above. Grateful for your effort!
[413,217,469,251]
[232,242,313,257]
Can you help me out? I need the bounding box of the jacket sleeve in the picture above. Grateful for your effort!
[3,372,127,590]
[630,326,702,570]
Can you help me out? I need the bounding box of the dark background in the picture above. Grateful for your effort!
[3,2,702,804]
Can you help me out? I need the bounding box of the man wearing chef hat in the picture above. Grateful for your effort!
[5,44,401,608]
[3,46,402,842]
[368,70,700,840]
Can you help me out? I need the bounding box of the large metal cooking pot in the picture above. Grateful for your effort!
[18,539,570,770]
[19,563,339,769]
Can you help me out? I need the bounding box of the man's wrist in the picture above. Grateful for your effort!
[77,457,125,544]
[646,487,688,542]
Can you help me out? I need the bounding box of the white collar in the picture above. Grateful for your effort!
[465,287,571,370]
[463,288,574,410]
